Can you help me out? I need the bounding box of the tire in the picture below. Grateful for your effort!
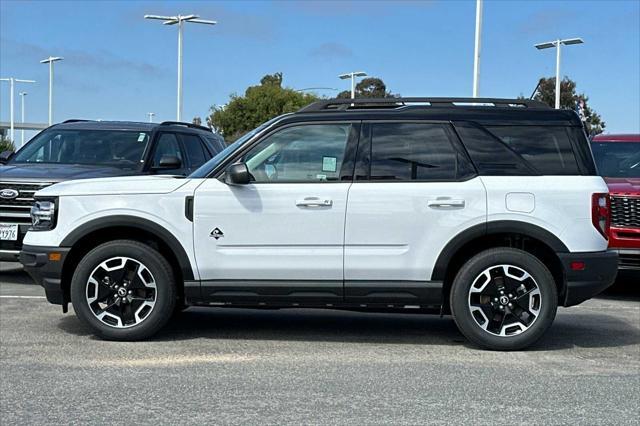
[450,248,558,351]
[70,240,176,341]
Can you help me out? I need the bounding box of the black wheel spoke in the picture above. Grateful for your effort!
[85,256,157,329]
[468,264,542,337]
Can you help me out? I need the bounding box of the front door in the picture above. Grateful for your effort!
[193,122,359,303]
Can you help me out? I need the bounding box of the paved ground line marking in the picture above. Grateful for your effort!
[0,295,46,299]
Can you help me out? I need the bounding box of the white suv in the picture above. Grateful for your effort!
[20,98,618,350]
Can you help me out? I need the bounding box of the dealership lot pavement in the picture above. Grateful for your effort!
[1,263,639,425]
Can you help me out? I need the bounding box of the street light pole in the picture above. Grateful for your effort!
[338,71,367,99]
[472,0,483,97]
[144,13,217,122]
[19,92,27,147]
[535,38,583,109]
[0,77,35,143]
[40,56,63,125]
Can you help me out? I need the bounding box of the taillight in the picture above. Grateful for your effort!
[591,193,610,240]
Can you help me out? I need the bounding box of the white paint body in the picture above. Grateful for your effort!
[26,172,609,282]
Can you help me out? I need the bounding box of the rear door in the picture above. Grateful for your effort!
[344,121,486,305]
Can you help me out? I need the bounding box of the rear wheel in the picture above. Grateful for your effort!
[70,240,176,340]
[450,248,558,350]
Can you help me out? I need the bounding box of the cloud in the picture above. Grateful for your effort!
[310,42,354,59]
[0,38,167,77]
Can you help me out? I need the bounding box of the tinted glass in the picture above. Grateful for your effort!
[454,123,532,176]
[244,124,351,183]
[369,123,461,181]
[487,126,580,175]
[181,134,209,168]
[591,142,640,178]
[152,133,183,168]
[11,129,149,169]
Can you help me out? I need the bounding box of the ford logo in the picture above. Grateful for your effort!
[0,189,19,200]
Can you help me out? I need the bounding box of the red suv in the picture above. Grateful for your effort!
[591,134,640,272]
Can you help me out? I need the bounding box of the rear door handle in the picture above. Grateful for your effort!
[428,198,466,209]
[296,197,333,208]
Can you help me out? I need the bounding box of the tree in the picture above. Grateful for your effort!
[532,76,605,135]
[208,73,319,142]
[0,135,15,153]
[337,77,397,99]
[192,116,203,126]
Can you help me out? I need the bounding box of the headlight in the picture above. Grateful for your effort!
[30,198,57,231]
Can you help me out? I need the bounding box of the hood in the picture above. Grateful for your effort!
[35,175,190,197]
[604,177,640,196]
[0,163,139,182]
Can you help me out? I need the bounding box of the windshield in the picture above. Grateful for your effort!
[189,115,288,178]
[591,142,640,178]
[11,129,151,169]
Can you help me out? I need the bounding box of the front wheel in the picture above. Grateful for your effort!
[70,240,176,340]
[450,248,558,351]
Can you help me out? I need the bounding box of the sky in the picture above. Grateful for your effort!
[1,0,639,142]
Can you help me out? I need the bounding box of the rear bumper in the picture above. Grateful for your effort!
[558,250,619,307]
[19,245,70,306]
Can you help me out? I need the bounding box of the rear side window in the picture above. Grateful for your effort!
[367,123,473,181]
[486,126,580,175]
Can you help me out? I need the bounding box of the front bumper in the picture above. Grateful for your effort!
[19,245,71,306]
[558,250,619,307]
[612,249,640,271]
[0,223,30,261]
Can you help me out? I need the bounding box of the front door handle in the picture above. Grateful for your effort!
[428,198,466,209]
[296,197,333,208]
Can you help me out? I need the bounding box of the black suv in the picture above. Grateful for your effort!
[0,120,224,261]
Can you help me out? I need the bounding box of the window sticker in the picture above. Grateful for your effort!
[138,133,146,142]
[322,156,337,172]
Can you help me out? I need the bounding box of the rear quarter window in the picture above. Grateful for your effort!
[486,126,580,175]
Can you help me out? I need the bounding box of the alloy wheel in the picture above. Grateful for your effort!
[467,264,542,337]
[85,257,157,328]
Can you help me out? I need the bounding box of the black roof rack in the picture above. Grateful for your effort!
[159,121,212,132]
[298,97,550,113]
[62,119,94,124]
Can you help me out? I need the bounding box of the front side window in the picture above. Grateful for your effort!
[369,123,466,181]
[591,142,640,178]
[11,129,150,169]
[152,133,183,168]
[243,124,351,183]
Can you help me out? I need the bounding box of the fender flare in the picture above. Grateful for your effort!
[431,220,569,281]
[60,215,195,280]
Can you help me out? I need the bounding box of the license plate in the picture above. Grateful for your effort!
[0,224,18,241]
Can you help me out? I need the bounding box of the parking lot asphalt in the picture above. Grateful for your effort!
[1,262,639,425]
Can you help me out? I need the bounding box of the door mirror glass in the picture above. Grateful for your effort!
[0,150,14,164]
[157,155,182,169]
[225,162,251,185]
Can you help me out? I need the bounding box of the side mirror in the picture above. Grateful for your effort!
[225,162,251,185]
[157,155,182,169]
[0,150,14,164]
